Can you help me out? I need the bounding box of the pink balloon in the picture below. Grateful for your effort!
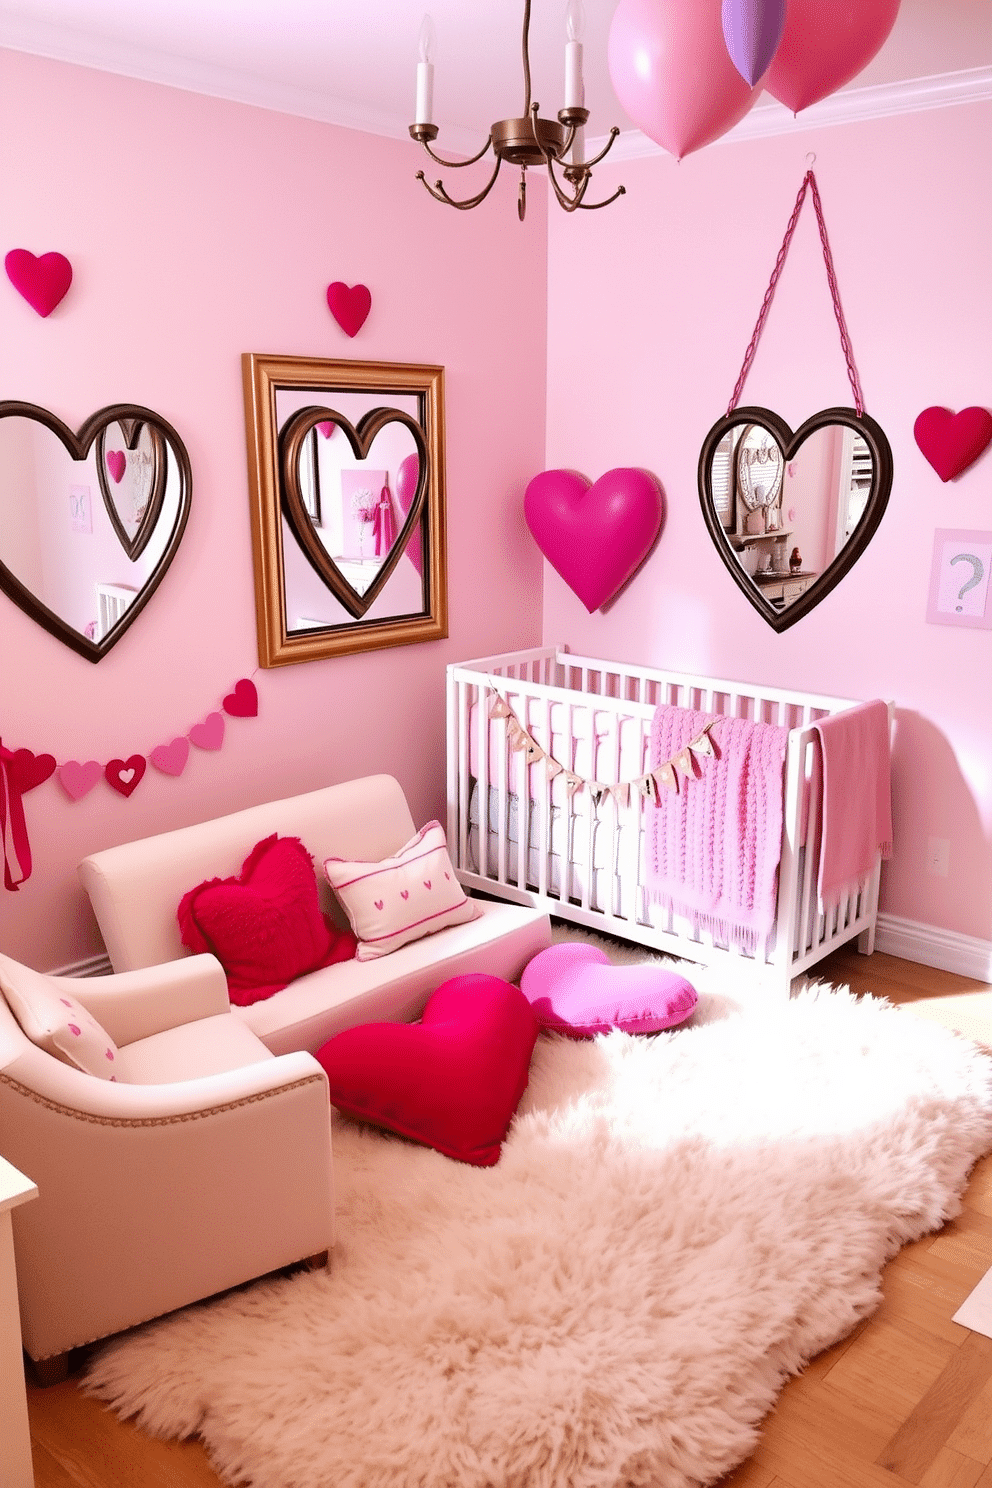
[721,0,786,87]
[394,452,423,578]
[524,468,664,613]
[608,0,758,159]
[764,0,901,113]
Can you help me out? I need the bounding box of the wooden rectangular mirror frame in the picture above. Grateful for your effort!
[242,352,447,666]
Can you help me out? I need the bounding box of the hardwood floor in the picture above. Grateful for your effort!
[23,947,992,1488]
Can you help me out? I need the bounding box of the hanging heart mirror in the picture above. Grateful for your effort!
[698,168,894,632]
[698,405,892,633]
[0,401,192,661]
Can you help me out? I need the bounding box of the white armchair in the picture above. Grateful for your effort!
[0,950,334,1378]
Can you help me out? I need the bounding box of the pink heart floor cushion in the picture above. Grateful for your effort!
[316,974,539,1167]
[520,942,697,1038]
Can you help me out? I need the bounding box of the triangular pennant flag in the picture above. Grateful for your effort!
[564,771,583,797]
[489,694,512,720]
[589,783,607,806]
[688,728,715,759]
[611,782,631,810]
[674,747,695,778]
[637,773,660,804]
[506,718,528,751]
[654,762,678,794]
[546,757,564,779]
[522,738,545,765]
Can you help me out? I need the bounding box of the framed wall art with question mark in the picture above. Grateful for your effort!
[926,529,992,629]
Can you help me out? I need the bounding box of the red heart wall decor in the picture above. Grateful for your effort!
[222,678,258,718]
[104,755,147,798]
[4,250,73,317]
[524,467,665,611]
[3,747,56,793]
[914,406,992,482]
[105,449,127,484]
[326,281,371,338]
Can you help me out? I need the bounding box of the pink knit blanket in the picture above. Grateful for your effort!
[644,706,789,950]
[811,700,892,908]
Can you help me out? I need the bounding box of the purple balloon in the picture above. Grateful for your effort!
[721,0,786,86]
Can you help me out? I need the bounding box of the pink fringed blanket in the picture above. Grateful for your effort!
[644,706,789,950]
[811,700,892,908]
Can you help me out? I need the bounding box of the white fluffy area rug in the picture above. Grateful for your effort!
[84,950,992,1488]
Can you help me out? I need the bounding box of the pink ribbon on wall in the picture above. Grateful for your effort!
[0,741,56,891]
[372,486,396,557]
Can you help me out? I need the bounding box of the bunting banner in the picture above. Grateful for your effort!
[487,688,716,807]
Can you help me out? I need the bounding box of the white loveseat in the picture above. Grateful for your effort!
[79,773,552,1056]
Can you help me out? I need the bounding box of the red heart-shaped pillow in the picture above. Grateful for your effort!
[914,406,992,482]
[178,834,357,1005]
[316,974,539,1166]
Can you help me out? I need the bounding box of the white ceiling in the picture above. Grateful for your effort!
[0,0,989,153]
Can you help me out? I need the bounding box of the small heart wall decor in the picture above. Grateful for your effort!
[3,747,56,793]
[105,449,127,484]
[914,406,992,482]
[105,755,147,798]
[4,249,73,317]
[189,712,226,751]
[524,467,665,611]
[326,281,371,338]
[57,760,103,801]
[149,737,190,777]
[222,678,258,718]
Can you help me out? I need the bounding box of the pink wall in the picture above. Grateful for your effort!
[545,100,992,947]
[0,49,547,969]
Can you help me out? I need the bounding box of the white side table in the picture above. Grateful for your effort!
[0,1156,38,1488]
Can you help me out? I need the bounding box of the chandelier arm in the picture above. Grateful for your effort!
[574,183,628,212]
[576,127,622,171]
[415,158,504,211]
[543,155,590,212]
[417,134,496,170]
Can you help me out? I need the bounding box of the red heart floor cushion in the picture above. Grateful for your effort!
[178,834,357,1005]
[520,941,697,1037]
[315,974,539,1167]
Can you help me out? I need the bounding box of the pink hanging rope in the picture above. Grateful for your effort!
[727,170,865,418]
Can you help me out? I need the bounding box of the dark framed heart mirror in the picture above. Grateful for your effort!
[0,401,192,662]
[242,353,447,665]
[698,406,893,633]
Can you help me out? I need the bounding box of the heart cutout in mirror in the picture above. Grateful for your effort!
[698,406,892,633]
[95,416,169,561]
[280,405,428,620]
[0,401,192,661]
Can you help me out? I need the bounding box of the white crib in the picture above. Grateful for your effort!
[446,645,891,996]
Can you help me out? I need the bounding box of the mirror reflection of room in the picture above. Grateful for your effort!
[275,388,425,633]
[712,421,874,613]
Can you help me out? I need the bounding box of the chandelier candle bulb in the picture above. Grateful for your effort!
[565,0,585,109]
[415,14,435,126]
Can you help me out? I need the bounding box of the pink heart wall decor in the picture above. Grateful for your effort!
[105,755,147,798]
[5,249,73,317]
[149,737,190,777]
[914,406,992,482]
[524,467,665,611]
[105,449,127,484]
[223,679,258,718]
[326,281,371,338]
[57,760,103,801]
[189,712,225,750]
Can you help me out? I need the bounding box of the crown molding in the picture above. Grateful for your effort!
[605,65,992,163]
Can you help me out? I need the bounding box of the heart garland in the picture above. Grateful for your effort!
[488,690,716,807]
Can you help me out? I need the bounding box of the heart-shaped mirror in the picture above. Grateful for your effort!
[0,401,192,661]
[698,406,892,632]
[280,405,427,620]
[95,416,168,561]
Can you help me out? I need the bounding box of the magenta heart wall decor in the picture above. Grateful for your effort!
[914,406,992,483]
[5,249,73,317]
[3,747,56,793]
[149,737,190,777]
[326,281,371,338]
[189,712,226,751]
[105,449,127,484]
[524,467,665,611]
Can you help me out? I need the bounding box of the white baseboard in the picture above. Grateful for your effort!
[875,914,992,985]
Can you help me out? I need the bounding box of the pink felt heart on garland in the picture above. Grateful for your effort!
[57,760,103,801]
[4,250,73,317]
[914,406,992,482]
[105,449,127,484]
[149,737,190,777]
[524,467,665,611]
[223,679,258,718]
[189,711,225,750]
[326,281,371,338]
[315,974,538,1167]
[104,755,146,797]
[520,941,697,1038]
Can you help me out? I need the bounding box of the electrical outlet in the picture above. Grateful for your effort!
[926,837,950,877]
